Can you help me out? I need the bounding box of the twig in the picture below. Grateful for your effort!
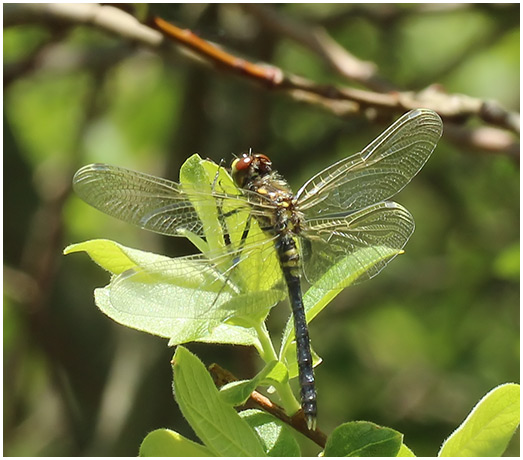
[209,363,328,448]
[150,16,284,86]
[4,3,164,47]
[150,10,519,138]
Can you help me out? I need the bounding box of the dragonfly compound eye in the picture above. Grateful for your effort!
[231,154,253,187]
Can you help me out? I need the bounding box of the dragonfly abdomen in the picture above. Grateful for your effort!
[276,234,317,430]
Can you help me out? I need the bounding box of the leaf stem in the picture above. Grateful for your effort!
[254,322,301,416]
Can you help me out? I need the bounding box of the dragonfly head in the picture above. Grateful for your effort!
[231,152,272,188]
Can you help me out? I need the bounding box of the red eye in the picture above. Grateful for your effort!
[235,155,252,171]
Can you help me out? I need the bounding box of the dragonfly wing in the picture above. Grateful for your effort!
[296,109,442,217]
[300,201,415,289]
[73,164,206,236]
[106,239,286,342]
[73,163,261,239]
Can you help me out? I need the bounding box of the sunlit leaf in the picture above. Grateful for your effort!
[139,429,213,457]
[240,409,301,456]
[323,421,403,457]
[280,245,404,361]
[438,383,520,457]
[172,346,266,456]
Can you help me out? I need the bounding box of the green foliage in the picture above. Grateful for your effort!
[493,242,519,281]
[66,154,519,457]
[280,244,403,369]
[159,346,303,457]
[219,360,289,406]
[171,346,267,456]
[63,152,519,457]
[239,410,301,457]
[140,346,519,456]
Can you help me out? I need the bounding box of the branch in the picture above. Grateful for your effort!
[150,16,283,86]
[4,3,164,46]
[147,9,518,140]
[6,3,519,157]
[209,363,328,448]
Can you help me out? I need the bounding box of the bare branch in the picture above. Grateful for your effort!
[4,3,164,46]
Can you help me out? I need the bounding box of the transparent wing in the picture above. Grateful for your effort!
[73,163,275,239]
[296,109,442,217]
[300,201,415,289]
[106,237,286,342]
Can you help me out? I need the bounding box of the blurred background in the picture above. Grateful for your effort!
[4,3,519,456]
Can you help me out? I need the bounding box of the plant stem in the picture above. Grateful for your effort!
[254,322,301,416]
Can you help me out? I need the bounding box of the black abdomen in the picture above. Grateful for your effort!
[276,235,317,429]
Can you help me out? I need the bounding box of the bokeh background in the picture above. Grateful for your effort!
[4,4,519,456]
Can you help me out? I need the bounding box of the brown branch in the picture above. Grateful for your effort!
[209,363,328,448]
[150,15,284,86]
[150,11,519,139]
[5,3,519,157]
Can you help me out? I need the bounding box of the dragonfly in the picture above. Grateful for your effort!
[73,108,442,430]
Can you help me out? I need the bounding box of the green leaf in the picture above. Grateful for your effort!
[219,360,288,406]
[64,239,159,275]
[261,359,289,385]
[240,409,301,456]
[66,154,286,346]
[139,428,213,457]
[438,383,520,457]
[179,154,224,254]
[67,239,263,346]
[323,421,403,457]
[179,155,283,296]
[94,280,269,347]
[172,346,266,457]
